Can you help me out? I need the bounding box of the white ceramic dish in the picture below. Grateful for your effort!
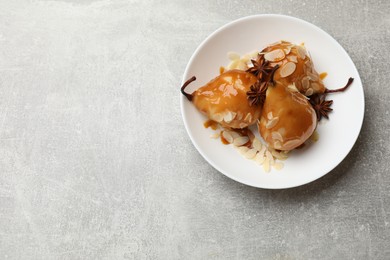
[180,14,364,189]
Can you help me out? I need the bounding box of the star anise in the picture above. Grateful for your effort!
[246,54,266,78]
[309,94,333,121]
[246,54,279,107]
[247,81,268,106]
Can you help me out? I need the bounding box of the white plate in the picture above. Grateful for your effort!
[180,14,364,189]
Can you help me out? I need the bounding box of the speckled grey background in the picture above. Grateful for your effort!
[0,0,389,259]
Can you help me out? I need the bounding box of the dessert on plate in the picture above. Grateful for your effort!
[181,41,353,172]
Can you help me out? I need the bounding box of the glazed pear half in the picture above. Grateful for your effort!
[258,81,317,151]
[181,70,262,129]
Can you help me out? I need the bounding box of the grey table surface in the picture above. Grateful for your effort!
[0,0,389,259]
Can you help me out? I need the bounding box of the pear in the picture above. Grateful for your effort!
[181,70,261,129]
[258,81,317,151]
[262,41,326,96]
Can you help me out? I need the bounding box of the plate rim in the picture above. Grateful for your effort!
[180,14,365,189]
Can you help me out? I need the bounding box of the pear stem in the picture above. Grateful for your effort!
[181,76,196,101]
[325,77,354,94]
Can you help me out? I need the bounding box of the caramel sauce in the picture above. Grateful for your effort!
[264,42,326,94]
[319,72,328,80]
[203,119,218,130]
[219,128,255,147]
[220,131,229,145]
[192,70,261,129]
[259,82,316,150]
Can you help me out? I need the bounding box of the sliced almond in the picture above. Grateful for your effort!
[222,131,233,144]
[210,132,220,139]
[311,82,321,91]
[239,123,247,129]
[263,158,270,173]
[234,78,244,89]
[279,62,296,78]
[305,88,314,96]
[229,131,241,139]
[236,112,243,120]
[258,146,266,156]
[302,76,310,90]
[297,45,307,59]
[264,49,286,62]
[271,149,288,160]
[237,61,248,71]
[227,51,240,61]
[287,83,299,93]
[253,138,263,151]
[244,113,252,123]
[284,47,291,55]
[223,76,233,84]
[270,61,283,67]
[233,136,249,147]
[244,148,257,159]
[278,127,286,136]
[223,111,235,123]
[254,152,265,165]
[271,131,283,142]
[273,162,284,170]
[288,55,298,63]
[308,72,319,81]
[266,117,279,129]
[237,146,249,155]
[212,113,223,122]
[265,150,274,165]
[267,111,273,120]
[227,60,239,70]
[283,139,301,149]
[274,141,282,150]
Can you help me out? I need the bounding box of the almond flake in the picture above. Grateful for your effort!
[244,148,257,159]
[237,61,248,71]
[254,152,265,165]
[311,82,321,91]
[229,131,241,139]
[271,149,288,160]
[302,76,310,90]
[223,111,235,123]
[237,112,243,120]
[237,146,249,155]
[263,158,270,173]
[252,138,263,151]
[244,113,252,123]
[265,150,275,165]
[305,88,314,96]
[227,60,239,70]
[222,131,233,144]
[264,49,286,62]
[308,72,319,81]
[273,162,284,170]
[210,132,220,139]
[239,123,247,129]
[279,62,296,78]
[287,83,299,93]
[267,111,273,120]
[227,51,240,61]
[271,131,283,142]
[288,55,298,63]
[212,113,223,122]
[274,141,282,150]
[266,117,279,129]
[283,139,301,149]
[297,45,307,59]
[233,136,249,147]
